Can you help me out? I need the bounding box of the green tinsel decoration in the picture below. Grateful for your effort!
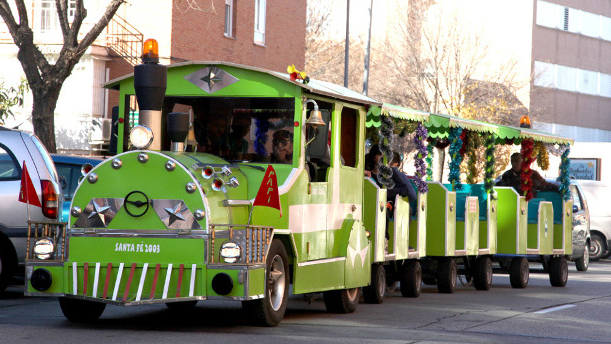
[483,133,496,198]
[426,143,434,181]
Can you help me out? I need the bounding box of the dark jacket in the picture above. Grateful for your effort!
[496,168,559,195]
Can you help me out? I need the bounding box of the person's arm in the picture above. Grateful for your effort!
[532,171,559,191]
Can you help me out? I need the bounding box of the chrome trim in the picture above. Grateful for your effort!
[152,199,202,230]
[222,200,251,207]
[207,264,265,270]
[63,294,206,306]
[87,173,98,184]
[185,182,197,194]
[297,257,346,267]
[70,206,81,217]
[111,158,123,169]
[165,160,176,172]
[137,152,149,163]
[74,198,124,228]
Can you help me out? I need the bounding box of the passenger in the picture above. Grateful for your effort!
[194,116,227,155]
[496,152,559,195]
[271,130,293,164]
[220,114,251,160]
[364,146,417,204]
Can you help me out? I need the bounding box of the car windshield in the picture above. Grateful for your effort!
[167,97,296,164]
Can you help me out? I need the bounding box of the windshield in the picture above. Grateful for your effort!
[169,97,295,164]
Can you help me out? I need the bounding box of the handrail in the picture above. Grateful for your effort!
[106,15,144,66]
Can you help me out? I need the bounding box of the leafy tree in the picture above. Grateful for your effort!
[0,0,125,152]
[0,78,28,126]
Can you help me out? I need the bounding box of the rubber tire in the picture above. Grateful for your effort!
[602,249,611,259]
[400,260,422,298]
[323,287,360,313]
[549,257,569,287]
[509,257,529,289]
[575,242,589,272]
[363,264,386,304]
[473,256,493,291]
[0,239,16,293]
[165,300,198,310]
[242,239,289,326]
[59,297,106,322]
[589,234,605,262]
[437,258,457,294]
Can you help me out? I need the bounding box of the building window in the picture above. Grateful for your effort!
[537,0,611,41]
[254,0,266,44]
[40,0,54,33]
[535,60,611,98]
[224,0,235,38]
[68,0,77,22]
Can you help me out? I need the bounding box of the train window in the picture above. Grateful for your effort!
[166,97,295,164]
[340,107,357,168]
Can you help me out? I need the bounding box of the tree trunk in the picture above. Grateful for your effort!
[437,148,446,182]
[31,84,61,153]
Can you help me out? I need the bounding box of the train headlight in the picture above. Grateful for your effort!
[33,238,54,260]
[220,241,242,263]
[129,125,154,149]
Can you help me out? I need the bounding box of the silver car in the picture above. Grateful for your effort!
[0,127,62,292]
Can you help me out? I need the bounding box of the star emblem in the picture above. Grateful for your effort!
[164,203,186,226]
[88,201,111,221]
[183,66,239,94]
[347,228,369,268]
[200,69,223,90]
[587,162,594,168]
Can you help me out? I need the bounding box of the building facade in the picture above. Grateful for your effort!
[0,0,306,153]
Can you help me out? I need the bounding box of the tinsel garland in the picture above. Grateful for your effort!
[558,145,571,201]
[377,115,395,189]
[426,142,435,181]
[483,133,496,198]
[413,123,429,193]
[521,139,535,201]
[465,131,480,184]
[254,118,270,156]
[545,143,566,156]
[448,127,464,191]
[534,141,550,171]
[458,130,468,157]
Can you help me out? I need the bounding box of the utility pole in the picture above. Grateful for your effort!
[344,0,350,88]
[362,0,373,95]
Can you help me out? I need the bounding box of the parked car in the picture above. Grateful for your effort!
[0,126,62,292]
[567,179,591,271]
[578,180,611,261]
[50,154,104,222]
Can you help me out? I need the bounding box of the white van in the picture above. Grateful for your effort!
[580,180,611,261]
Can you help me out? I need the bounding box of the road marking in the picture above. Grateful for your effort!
[534,304,575,313]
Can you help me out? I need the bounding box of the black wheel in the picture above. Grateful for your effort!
[0,239,16,293]
[165,300,198,310]
[575,243,589,272]
[602,249,611,259]
[589,234,606,261]
[363,264,386,304]
[323,287,360,313]
[437,258,457,294]
[473,256,493,291]
[59,297,106,322]
[509,257,529,289]
[549,257,568,287]
[242,239,289,326]
[400,260,422,297]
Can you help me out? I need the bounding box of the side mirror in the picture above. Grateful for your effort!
[573,205,579,213]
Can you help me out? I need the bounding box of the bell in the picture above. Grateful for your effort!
[306,109,325,127]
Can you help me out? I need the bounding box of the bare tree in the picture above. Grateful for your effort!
[0,0,125,152]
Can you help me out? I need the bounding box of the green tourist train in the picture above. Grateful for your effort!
[25,40,575,327]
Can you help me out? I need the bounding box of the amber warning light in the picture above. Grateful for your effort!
[142,39,159,64]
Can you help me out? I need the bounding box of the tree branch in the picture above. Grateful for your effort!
[77,0,124,52]
[55,0,70,41]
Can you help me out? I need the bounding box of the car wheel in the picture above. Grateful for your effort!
[575,243,589,272]
[473,256,493,291]
[363,264,385,304]
[0,239,17,293]
[509,257,529,289]
[399,260,422,298]
[589,234,606,261]
[59,297,106,322]
[323,287,360,313]
[549,257,568,287]
[437,258,457,294]
[602,249,611,260]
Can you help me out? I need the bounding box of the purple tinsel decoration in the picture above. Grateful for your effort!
[413,123,429,193]
[254,118,269,156]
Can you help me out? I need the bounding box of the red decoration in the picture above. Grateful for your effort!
[18,161,41,208]
[520,139,535,201]
[253,165,282,217]
[459,130,468,157]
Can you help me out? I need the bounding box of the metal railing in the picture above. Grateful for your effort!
[106,15,143,66]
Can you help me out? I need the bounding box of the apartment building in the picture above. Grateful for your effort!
[0,0,306,153]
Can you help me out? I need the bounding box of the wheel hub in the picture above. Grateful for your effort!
[268,254,285,311]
